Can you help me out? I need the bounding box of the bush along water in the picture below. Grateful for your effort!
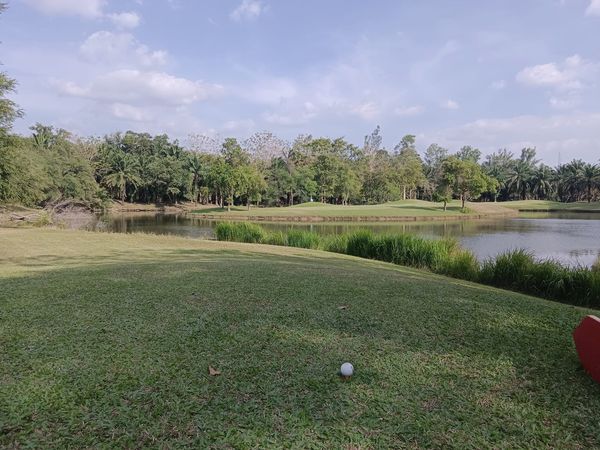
[214,222,600,308]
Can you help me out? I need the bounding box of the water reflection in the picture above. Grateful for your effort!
[90,212,600,267]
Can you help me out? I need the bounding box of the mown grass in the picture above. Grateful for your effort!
[192,199,490,218]
[216,222,600,308]
[1,229,600,448]
[504,200,600,212]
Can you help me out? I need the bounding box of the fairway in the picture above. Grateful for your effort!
[504,200,600,212]
[191,200,515,221]
[1,229,599,448]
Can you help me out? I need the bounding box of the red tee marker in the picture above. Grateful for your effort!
[573,315,600,384]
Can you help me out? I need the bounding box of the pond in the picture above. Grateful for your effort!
[91,212,600,267]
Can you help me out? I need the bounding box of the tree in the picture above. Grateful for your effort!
[482,149,514,201]
[394,135,425,200]
[237,165,266,209]
[582,163,600,202]
[101,152,141,202]
[363,125,382,157]
[0,2,26,200]
[531,165,554,200]
[0,72,23,135]
[506,148,538,199]
[187,153,203,202]
[432,182,453,211]
[441,156,497,209]
[456,145,481,164]
[422,143,448,200]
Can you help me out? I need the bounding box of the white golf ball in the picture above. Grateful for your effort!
[340,362,354,377]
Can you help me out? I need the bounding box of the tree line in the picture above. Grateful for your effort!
[1,122,599,210]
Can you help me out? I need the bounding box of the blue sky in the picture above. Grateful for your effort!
[2,0,600,162]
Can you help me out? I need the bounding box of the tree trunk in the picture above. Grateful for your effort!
[443,201,447,211]
[461,195,465,209]
[402,185,406,200]
[289,190,294,206]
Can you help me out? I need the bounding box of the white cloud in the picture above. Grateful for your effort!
[110,103,151,121]
[54,69,223,106]
[80,31,167,67]
[394,105,424,117]
[516,55,599,109]
[107,11,140,29]
[222,119,256,132]
[230,0,265,21]
[23,0,105,18]
[262,101,318,126]
[441,99,459,110]
[351,101,379,120]
[241,78,298,105]
[516,54,598,91]
[491,80,506,90]
[586,0,600,16]
[549,94,579,110]
[425,113,600,163]
[23,0,142,30]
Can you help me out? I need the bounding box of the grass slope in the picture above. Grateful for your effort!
[504,200,600,212]
[1,229,599,448]
[192,200,514,219]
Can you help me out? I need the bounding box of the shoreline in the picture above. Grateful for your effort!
[188,211,518,223]
[516,208,600,214]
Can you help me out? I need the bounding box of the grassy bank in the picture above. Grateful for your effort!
[1,229,599,448]
[216,222,600,308]
[504,200,600,212]
[191,200,516,222]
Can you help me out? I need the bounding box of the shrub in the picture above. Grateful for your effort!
[479,249,535,291]
[320,234,349,254]
[346,230,376,259]
[214,222,265,243]
[262,230,287,246]
[437,249,480,281]
[286,230,320,249]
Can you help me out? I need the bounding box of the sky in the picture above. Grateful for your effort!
[2,0,600,162]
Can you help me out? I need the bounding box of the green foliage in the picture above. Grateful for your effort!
[285,229,321,249]
[480,250,600,307]
[214,221,266,243]
[262,230,287,246]
[441,156,497,208]
[320,233,349,254]
[2,114,599,210]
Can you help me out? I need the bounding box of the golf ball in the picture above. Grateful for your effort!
[340,362,354,377]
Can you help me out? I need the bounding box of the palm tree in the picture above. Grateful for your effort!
[507,148,539,200]
[102,153,141,202]
[531,164,554,200]
[508,160,534,200]
[558,160,586,202]
[187,154,203,203]
[582,163,600,202]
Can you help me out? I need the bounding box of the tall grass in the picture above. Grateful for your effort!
[285,230,321,249]
[214,222,266,243]
[214,222,600,308]
[480,250,600,307]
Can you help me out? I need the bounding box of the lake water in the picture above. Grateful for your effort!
[92,212,600,267]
